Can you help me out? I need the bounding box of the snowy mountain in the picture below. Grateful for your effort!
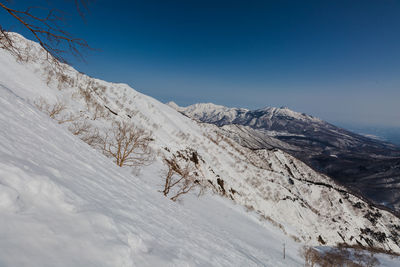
[173,102,400,212]
[171,102,322,127]
[1,33,400,265]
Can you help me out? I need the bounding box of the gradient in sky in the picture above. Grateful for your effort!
[1,0,399,127]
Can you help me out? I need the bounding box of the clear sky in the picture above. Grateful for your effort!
[1,0,400,127]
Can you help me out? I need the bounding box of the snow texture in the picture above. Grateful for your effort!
[0,58,303,267]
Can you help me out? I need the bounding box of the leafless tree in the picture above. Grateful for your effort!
[162,155,202,201]
[34,97,85,125]
[74,0,91,19]
[91,103,107,120]
[56,113,81,124]
[300,246,379,267]
[69,119,91,136]
[100,121,153,167]
[0,26,22,59]
[34,97,66,120]
[0,0,92,63]
[68,119,101,146]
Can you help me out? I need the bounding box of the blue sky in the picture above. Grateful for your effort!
[1,0,400,127]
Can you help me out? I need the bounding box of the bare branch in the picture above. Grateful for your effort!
[99,121,154,167]
[0,26,24,60]
[162,154,203,201]
[0,1,92,64]
[74,0,91,19]
[68,119,101,146]
[34,97,66,120]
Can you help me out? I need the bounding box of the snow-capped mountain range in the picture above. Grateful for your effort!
[168,102,322,127]
[172,102,400,213]
[0,33,400,265]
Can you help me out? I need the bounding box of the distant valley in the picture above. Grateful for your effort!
[336,124,400,146]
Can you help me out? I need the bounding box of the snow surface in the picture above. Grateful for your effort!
[0,73,303,266]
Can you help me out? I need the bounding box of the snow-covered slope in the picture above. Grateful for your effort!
[0,82,307,266]
[1,33,400,265]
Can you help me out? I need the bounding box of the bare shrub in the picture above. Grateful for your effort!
[34,96,83,125]
[95,85,107,94]
[56,113,81,124]
[301,246,320,267]
[68,120,101,146]
[81,128,101,146]
[337,242,400,257]
[79,85,93,104]
[352,250,379,267]
[91,103,107,120]
[205,132,223,145]
[57,72,74,90]
[162,155,203,201]
[46,68,56,85]
[0,27,28,61]
[259,213,287,234]
[290,235,301,243]
[0,30,40,63]
[300,246,379,267]
[34,97,66,120]
[99,121,153,167]
[68,120,91,136]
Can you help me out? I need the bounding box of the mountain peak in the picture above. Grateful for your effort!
[166,101,179,109]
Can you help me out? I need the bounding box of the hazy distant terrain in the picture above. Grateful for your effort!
[336,124,400,146]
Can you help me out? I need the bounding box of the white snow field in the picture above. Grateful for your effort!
[0,33,306,267]
[0,71,304,266]
[0,33,399,266]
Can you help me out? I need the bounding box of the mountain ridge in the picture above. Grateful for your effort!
[172,102,400,212]
[169,102,323,126]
